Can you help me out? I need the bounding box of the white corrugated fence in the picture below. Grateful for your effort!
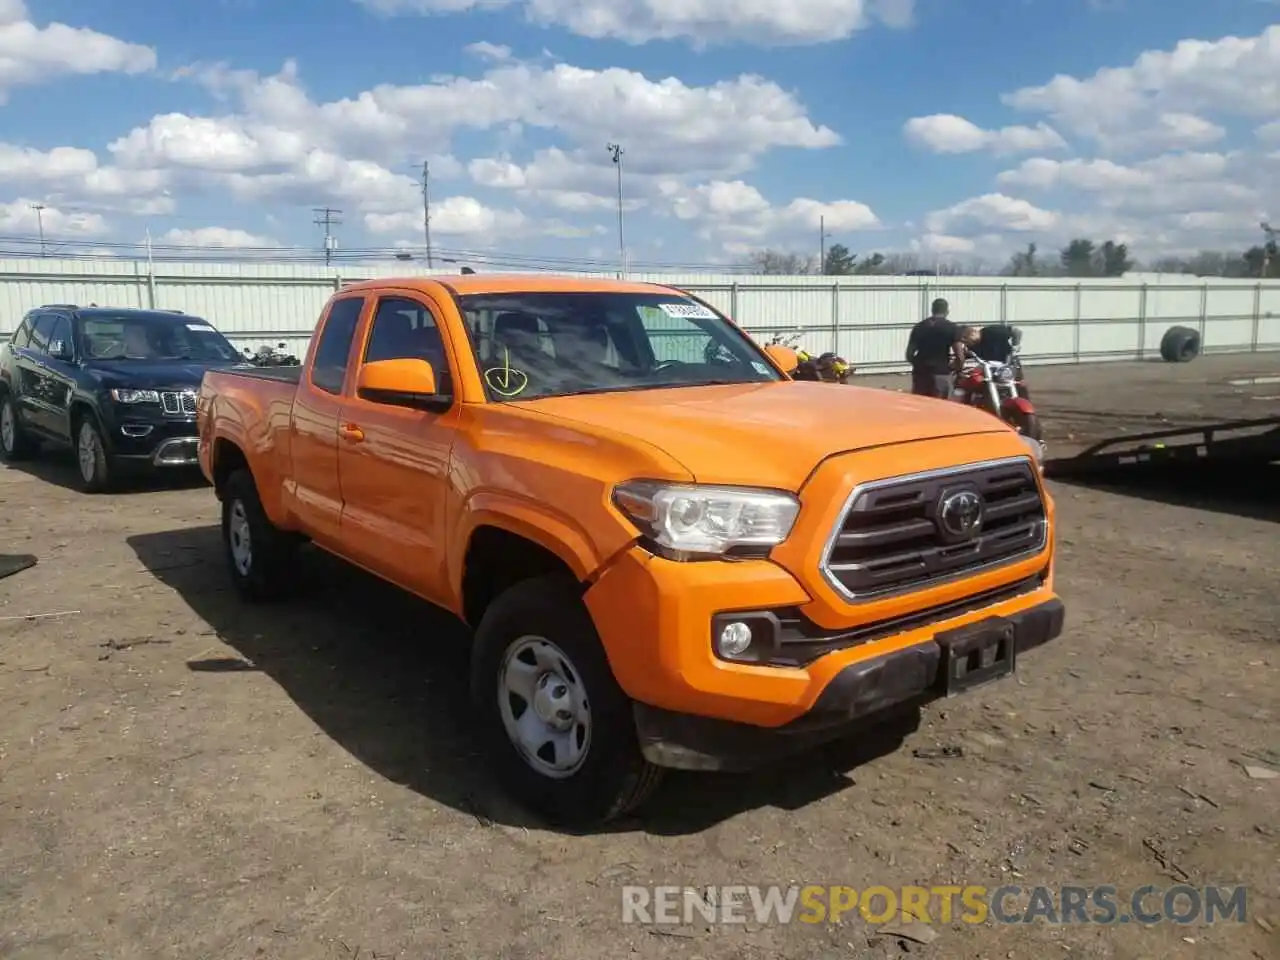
[2,259,1278,372]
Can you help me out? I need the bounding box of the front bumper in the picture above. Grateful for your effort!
[102,411,200,467]
[630,597,1064,770]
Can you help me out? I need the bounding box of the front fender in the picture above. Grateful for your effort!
[451,492,616,601]
[1001,396,1035,416]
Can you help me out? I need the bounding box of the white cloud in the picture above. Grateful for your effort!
[464,41,512,61]
[0,197,109,236]
[903,114,1067,155]
[0,142,173,215]
[0,0,156,103]
[1001,25,1280,153]
[924,194,1059,235]
[1257,120,1280,143]
[354,0,915,46]
[364,195,526,236]
[161,227,278,247]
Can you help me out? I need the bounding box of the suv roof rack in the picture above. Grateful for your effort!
[40,303,78,310]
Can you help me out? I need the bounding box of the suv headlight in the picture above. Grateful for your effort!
[110,388,160,403]
[613,480,800,560]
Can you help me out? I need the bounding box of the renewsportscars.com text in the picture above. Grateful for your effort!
[620,884,1249,926]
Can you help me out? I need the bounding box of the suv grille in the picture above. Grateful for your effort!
[160,390,196,416]
[820,458,1046,601]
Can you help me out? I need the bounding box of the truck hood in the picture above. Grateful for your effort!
[86,358,241,390]
[521,380,1011,490]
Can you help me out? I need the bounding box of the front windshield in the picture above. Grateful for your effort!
[456,291,781,402]
[79,314,241,362]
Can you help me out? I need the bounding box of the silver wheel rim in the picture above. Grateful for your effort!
[498,636,591,779]
[228,500,252,577]
[0,402,13,453]
[77,421,99,482]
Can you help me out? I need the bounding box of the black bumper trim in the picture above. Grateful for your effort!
[633,597,1065,772]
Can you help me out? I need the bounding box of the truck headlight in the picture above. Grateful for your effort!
[110,388,160,403]
[613,480,800,559]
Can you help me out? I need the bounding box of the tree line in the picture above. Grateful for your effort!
[745,223,1278,278]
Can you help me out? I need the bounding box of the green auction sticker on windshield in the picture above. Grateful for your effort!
[657,301,717,319]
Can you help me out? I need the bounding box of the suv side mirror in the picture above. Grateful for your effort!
[49,339,74,361]
[356,358,451,412]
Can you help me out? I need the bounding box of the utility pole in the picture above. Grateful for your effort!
[30,203,46,256]
[607,143,626,277]
[313,207,342,265]
[421,161,434,268]
[818,215,830,275]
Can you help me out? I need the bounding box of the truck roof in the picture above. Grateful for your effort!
[339,274,685,297]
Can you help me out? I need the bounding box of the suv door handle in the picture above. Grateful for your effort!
[338,422,364,442]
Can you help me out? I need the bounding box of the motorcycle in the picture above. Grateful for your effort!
[764,332,855,383]
[243,342,300,366]
[950,336,1041,440]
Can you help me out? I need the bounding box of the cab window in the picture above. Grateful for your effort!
[311,297,364,394]
[363,297,453,394]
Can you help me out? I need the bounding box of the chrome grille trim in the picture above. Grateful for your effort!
[819,456,1048,603]
[159,389,197,416]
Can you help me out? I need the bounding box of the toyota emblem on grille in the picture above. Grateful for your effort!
[937,489,983,539]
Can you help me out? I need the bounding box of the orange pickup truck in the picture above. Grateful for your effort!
[196,274,1064,825]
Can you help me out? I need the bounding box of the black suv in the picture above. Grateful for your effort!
[0,304,245,491]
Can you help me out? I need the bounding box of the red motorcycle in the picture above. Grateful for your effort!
[949,338,1041,441]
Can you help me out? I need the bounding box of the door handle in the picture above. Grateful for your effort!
[338,422,364,442]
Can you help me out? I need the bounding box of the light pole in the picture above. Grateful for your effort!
[818,215,830,274]
[30,203,46,256]
[607,143,626,277]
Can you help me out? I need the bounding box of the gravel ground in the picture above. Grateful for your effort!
[1,356,1277,960]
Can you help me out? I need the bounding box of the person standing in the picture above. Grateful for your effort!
[905,298,964,398]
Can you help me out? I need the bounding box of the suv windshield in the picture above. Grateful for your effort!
[79,314,241,363]
[456,291,781,401]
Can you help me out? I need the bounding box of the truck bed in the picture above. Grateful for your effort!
[224,363,303,384]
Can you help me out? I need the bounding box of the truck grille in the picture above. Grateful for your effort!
[820,457,1047,601]
[160,390,197,416]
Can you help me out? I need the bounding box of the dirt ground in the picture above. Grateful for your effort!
[1,356,1277,960]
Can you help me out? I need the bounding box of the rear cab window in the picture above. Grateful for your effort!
[310,297,365,394]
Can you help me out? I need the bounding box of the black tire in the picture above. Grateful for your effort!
[1007,408,1043,442]
[0,391,38,462]
[1160,325,1201,363]
[470,574,663,827]
[73,411,115,493]
[221,467,298,601]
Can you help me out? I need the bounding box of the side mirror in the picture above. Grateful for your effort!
[49,339,73,361]
[763,343,799,375]
[356,358,450,412]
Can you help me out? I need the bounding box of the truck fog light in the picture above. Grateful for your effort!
[717,621,753,658]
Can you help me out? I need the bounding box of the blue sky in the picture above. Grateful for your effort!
[0,0,1276,271]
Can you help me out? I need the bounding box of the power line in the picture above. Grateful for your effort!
[312,207,342,265]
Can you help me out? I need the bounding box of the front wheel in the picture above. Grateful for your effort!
[470,575,663,827]
[75,415,115,492]
[1006,408,1043,441]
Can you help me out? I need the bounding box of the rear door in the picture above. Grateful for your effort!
[286,295,367,548]
[17,313,59,435]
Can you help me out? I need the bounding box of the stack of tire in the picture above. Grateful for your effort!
[1160,325,1202,363]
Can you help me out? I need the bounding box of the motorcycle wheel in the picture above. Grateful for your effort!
[1006,409,1043,441]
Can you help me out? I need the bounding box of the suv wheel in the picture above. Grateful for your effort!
[75,416,114,492]
[0,393,37,462]
[471,575,663,827]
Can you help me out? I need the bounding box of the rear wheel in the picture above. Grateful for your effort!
[0,393,38,462]
[221,468,298,601]
[470,575,663,827]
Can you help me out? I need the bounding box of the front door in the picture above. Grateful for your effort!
[37,315,78,442]
[336,293,461,606]
[286,295,367,548]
